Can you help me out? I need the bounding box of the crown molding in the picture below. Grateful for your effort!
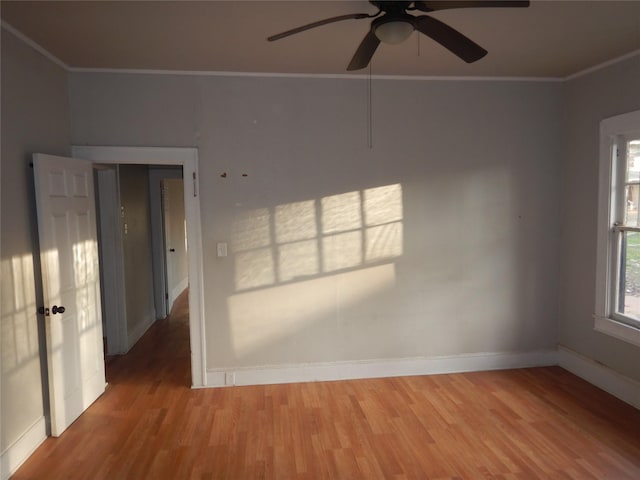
[1,21,68,70]
[67,66,562,82]
[3,20,636,83]
[565,49,640,82]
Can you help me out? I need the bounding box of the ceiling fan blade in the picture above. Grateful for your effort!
[415,1,529,12]
[268,13,371,41]
[347,30,381,71]
[414,15,487,63]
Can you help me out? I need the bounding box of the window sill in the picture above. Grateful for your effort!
[594,315,640,348]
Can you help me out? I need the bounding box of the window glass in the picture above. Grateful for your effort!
[624,140,640,227]
[616,138,640,324]
[618,231,640,320]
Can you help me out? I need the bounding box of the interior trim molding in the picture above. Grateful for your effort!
[0,416,47,480]
[594,315,640,348]
[169,278,189,311]
[565,49,640,82]
[557,345,640,409]
[126,313,157,353]
[68,67,563,82]
[1,21,68,69]
[205,349,559,388]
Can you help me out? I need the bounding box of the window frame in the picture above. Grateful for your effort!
[595,109,640,347]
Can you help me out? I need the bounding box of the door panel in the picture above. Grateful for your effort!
[33,153,106,437]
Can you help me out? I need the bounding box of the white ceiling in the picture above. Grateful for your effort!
[2,1,640,78]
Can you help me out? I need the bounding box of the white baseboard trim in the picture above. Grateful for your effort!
[169,277,188,310]
[1,416,47,480]
[557,345,640,409]
[126,312,156,352]
[206,349,559,387]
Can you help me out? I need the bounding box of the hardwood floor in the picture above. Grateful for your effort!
[13,293,640,479]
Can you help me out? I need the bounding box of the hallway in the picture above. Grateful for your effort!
[106,287,191,387]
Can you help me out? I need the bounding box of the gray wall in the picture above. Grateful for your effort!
[118,165,156,344]
[69,72,562,370]
[1,28,71,451]
[560,55,640,382]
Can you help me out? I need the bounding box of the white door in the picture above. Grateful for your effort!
[33,153,106,437]
[162,178,188,310]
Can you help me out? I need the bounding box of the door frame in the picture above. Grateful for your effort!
[95,166,127,354]
[72,146,207,387]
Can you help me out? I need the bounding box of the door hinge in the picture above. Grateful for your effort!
[192,171,197,197]
[165,292,169,300]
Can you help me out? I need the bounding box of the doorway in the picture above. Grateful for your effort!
[95,165,186,357]
[72,146,207,387]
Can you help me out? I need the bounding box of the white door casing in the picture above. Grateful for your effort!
[71,146,207,387]
[33,153,106,436]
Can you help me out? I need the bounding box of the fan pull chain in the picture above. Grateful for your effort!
[368,62,373,149]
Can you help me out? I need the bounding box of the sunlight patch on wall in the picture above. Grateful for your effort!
[279,240,319,282]
[275,200,317,243]
[235,248,275,290]
[323,230,362,272]
[232,208,273,290]
[228,263,396,357]
[322,191,362,232]
[1,255,38,373]
[232,208,271,251]
[274,200,320,282]
[364,184,403,225]
[366,222,402,261]
[230,184,403,292]
[364,184,403,261]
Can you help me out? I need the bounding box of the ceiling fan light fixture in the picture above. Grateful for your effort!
[373,16,414,44]
[268,0,530,70]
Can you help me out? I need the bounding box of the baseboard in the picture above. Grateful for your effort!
[0,416,47,480]
[206,348,559,387]
[557,345,640,409]
[126,312,156,351]
[169,277,188,309]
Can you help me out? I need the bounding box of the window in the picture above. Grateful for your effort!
[595,110,640,346]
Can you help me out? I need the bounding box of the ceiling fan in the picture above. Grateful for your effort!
[267,1,530,71]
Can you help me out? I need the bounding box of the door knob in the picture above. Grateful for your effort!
[52,305,65,314]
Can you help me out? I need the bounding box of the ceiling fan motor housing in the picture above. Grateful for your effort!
[372,13,416,44]
[370,1,413,12]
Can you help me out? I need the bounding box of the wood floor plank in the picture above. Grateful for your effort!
[11,289,640,479]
